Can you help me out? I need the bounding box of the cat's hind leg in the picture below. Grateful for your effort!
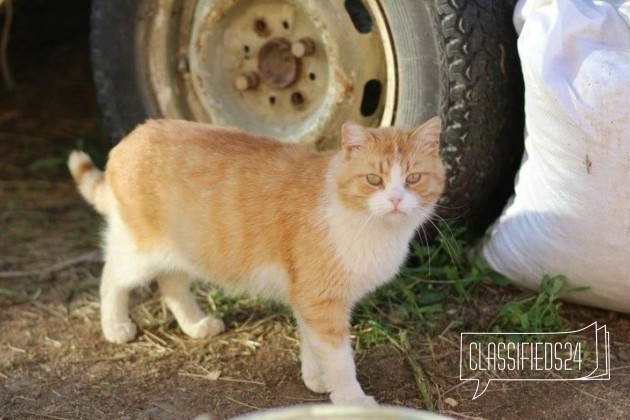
[100,256,146,344]
[99,214,157,344]
[157,272,225,339]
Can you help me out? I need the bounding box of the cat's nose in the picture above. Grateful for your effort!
[390,197,402,209]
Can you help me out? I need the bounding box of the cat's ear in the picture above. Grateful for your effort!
[411,116,442,156]
[341,121,370,158]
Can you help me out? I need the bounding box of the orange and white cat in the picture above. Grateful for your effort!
[68,117,445,405]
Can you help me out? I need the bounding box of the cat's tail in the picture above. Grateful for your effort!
[68,150,109,215]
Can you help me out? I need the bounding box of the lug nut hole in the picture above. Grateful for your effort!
[309,72,316,81]
[269,96,276,105]
[282,20,290,30]
[291,92,305,106]
[254,18,270,37]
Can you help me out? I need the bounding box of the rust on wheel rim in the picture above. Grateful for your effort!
[143,0,396,148]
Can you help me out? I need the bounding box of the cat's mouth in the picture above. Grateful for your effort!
[388,208,406,216]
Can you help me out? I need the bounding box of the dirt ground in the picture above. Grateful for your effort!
[1,5,630,420]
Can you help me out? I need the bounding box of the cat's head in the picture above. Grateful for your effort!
[335,117,445,224]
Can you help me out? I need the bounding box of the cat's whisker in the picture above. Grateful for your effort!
[415,222,433,273]
[359,212,384,240]
[427,201,466,211]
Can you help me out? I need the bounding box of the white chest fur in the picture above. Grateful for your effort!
[322,201,419,302]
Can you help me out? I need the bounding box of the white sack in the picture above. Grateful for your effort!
[483,0,630,313]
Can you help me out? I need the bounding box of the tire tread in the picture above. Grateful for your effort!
[432,0,524,231]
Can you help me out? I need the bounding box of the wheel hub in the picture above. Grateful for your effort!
[145,0,395,147]
[257,37,299,89]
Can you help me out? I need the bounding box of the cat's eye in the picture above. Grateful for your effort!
[406,173,422,184]
[366,174,383,186]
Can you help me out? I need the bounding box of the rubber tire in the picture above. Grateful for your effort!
[91,0,524,232]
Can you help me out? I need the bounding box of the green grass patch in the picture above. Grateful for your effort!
[492,274,589,337]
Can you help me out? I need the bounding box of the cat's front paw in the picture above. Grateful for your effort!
[330,392,377,406]
[302,373,328,394]
[103,320,137,344]
[185,316,225,339]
